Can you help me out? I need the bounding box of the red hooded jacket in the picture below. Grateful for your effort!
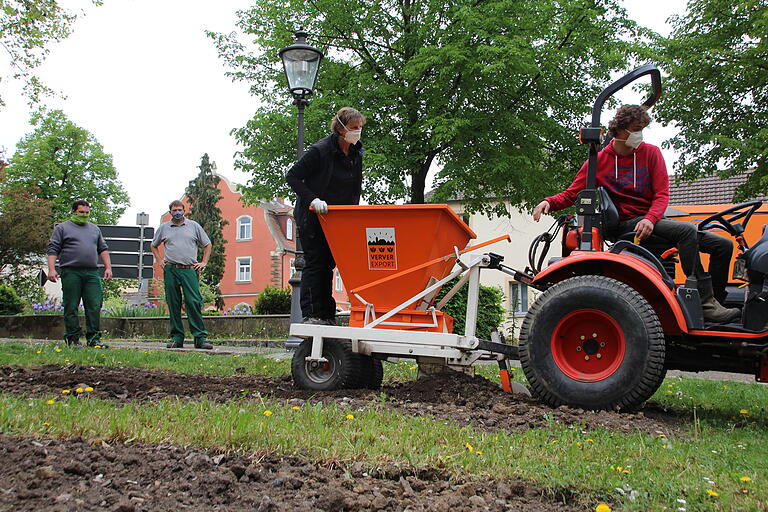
[545,141,669,224]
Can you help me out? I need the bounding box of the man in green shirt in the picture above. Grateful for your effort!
[47,200,113,347]
[151,200,213,349]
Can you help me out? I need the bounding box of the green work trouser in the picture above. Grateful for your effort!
[164,265,208,343]
[60,267,103,345]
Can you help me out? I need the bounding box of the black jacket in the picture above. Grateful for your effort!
[285,133,363,231]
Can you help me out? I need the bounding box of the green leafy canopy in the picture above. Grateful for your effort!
[186,154,228,309]
[209,0,648,216]
[0,0,103,108]
[4,109,129,223]
[654,0,768,200]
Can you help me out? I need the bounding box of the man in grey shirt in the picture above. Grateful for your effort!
[151,199,212,349]
[47,199,112,347]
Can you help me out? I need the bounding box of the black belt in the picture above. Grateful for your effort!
[165,262,195,269]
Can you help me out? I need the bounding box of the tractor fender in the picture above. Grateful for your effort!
[533,251,689,335]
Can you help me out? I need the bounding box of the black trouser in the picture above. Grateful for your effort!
[298,214,337,320]
[619,217,734,302]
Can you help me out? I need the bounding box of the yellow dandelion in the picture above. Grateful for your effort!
[54,348,62,353]
[622,469,630,474]
[465,443,473,451]
[657,434,666,438]
[475,451,483,455]
[444,455,452,459]
[75,387,84,393]
[740,476,751,483]
[739,409,749,414]
[232,354,240,358]
[576,442,582,447]
[291,406,301,410]
[666,390,673,394]
[596,504,612,512]
[85,387,93,392]
[36,351,41,354]
[263,410,273,416]
[61,389,70,395]
[46,399,55,405]
[409,365,418,370]
[707,489,719,497]
[42,422,50,426]
[94,345,101,348]
[346,414,355,420]
[64,359,70,362]
[586,439,594,443]
[262,365,267,369]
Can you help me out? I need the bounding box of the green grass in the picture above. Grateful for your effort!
[0,342,287,377]
[1,341,767,510]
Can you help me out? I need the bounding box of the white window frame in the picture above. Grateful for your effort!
[335,269,343,292]
[286,218,294,240]
[289,258,296,278]
[509,282,528,315]
[236,215,252,241]
[236,256,252,283]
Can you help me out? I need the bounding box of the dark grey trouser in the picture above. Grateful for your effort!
[619,217,734,302]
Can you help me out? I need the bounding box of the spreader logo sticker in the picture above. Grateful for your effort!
[366,227,397,270]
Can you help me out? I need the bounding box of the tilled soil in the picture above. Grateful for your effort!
[0,434,585,512]
[0,364,685,435]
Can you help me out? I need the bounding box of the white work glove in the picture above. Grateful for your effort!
[310,198,328,214]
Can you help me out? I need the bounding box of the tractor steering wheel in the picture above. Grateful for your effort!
[697,200,763,236]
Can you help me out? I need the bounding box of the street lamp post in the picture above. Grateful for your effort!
[280,30,323,348]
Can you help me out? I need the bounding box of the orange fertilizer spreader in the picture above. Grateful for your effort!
[289,204,520,392]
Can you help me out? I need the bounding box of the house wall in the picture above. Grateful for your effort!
[151,175,351,312]
[446,201,562,338]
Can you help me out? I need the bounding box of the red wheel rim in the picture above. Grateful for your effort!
[550,309,626,382]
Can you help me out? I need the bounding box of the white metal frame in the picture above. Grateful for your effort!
[289,251,498,367]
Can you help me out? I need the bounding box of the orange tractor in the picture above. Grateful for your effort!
[518,64,768,410]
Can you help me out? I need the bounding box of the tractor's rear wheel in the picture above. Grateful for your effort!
[291,338,363,391]
[519,275,666,411]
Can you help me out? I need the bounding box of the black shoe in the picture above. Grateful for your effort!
[166,341,184,348]
[194,340,213,350]
[66,339,82,347]
[302,317,332,325]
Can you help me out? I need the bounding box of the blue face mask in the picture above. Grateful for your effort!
[171,211,185,221]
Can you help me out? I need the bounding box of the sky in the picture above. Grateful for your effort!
[0,0,687,227]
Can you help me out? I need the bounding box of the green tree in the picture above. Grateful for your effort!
[186,154,228,309]
[1,0,102,107]
[655,0,768,199]
[4,109,129,223]
[209,0,646,215]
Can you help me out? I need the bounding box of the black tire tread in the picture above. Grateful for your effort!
[519,275,666,411]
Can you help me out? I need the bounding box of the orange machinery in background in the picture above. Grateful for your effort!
[666,203,768,286]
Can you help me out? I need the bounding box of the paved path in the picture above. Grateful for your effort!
[0,338,292,359]
[1,338,764,382]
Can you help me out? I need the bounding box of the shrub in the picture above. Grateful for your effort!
[254,286,291,314]
[434,276,506,340]
[0,284,25,315]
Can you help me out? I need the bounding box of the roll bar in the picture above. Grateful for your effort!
[577,64,662,251]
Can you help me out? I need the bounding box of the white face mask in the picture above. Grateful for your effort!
[337,116,362,145]
[344,129,362,144]
[617,130,643,149]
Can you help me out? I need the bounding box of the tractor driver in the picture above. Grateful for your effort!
[532,105,739,324]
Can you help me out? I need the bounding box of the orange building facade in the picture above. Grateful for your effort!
[152,174,351,311]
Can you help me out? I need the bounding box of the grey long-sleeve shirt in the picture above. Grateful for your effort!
[47,220,109,269]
